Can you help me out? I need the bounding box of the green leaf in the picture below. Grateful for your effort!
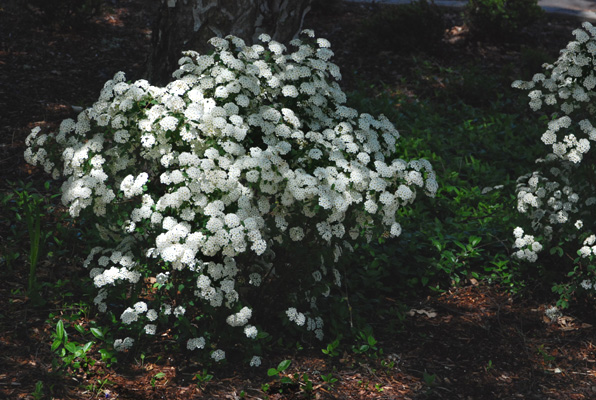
[277,360,291,372]
[51,339,61,352]
[267,368,279,377]
[90,327,104,340]
[56,320,65,342]
[82,341,94,352]
[367,336,377,347]
[280,376,293,384]
[64,341,77,354]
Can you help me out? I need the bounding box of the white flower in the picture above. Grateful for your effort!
[244,325,258,339]
[174,305,186,317]
[282,85,299,97]
[289,227,305,241]
[250,355,261,367]
[113,337,134,352]
[286,307,306,326]
[580,280,593,290]
[144,324,157,335]
[249,273,262,286]
[159,115,179,131]
[133,301,148,314]
[226,306,252,327]
[121,307,138,324]
[211,349,226,362]
[187,337,205,350]
[147,309,158,321]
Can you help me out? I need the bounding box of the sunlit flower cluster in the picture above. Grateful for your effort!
[512,227,543,262]
[24,31,436,362]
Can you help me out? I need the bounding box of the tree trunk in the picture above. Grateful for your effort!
[146,0,312,85]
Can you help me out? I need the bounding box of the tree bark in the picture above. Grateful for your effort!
[146,0,312,85]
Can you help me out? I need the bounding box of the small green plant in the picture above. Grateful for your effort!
[151,372,167,388]
[431,234,485,286]
[537,345,555,364]
[31,380,44,400]
[423,371,437,387]
[9,182,56,301]
[50,319,95,372]
[261,382,271,394]
[265,360,314,395]
[485,359,494,373]
[321,372,339,389]
[322,336,342,357]
[267,360,292,384]
[299,373,314,395]
[85,378,113,397]
[380,359,396,370]
[194,369,213,390]
[352,327,382,358]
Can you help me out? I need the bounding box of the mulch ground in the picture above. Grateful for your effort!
[1,0,596,398]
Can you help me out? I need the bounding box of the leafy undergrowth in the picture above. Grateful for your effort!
[1,0,596,399]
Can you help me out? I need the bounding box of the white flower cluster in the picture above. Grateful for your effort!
[544,306,562,321]
[513,22,596,299]
[24,31,436,362]
[512,227,543,262]
[579,234,596,258]
[187,337,206,350]
[515,162,580,237]
[211,349,226,362]
[512,22,596,164]
[113,337,134,352]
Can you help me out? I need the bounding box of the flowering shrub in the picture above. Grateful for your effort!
[24,30,437,362]
[512,22,596,306]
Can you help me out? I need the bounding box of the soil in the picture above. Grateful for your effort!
[1,1,596,399]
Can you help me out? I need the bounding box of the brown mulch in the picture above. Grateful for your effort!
[1,0,596,399]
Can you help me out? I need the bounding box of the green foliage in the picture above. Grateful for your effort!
[465,0,544,41]
[4,181,65,303]
[194,369,214,390]
[31,381,44,400]
[264,360,316,396]
[322,336,342,357]
[342,78,543,308]
[422,370,438,390]
[267,359,292,379]
[50,319,95,372]
[356,1,445,54]
[352,326,382,358]
[84,378,114,397]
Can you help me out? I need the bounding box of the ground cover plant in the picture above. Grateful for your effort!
[2,0,596,399]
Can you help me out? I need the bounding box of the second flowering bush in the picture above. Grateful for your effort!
[25,30,437,363]
[512,22,596,306]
